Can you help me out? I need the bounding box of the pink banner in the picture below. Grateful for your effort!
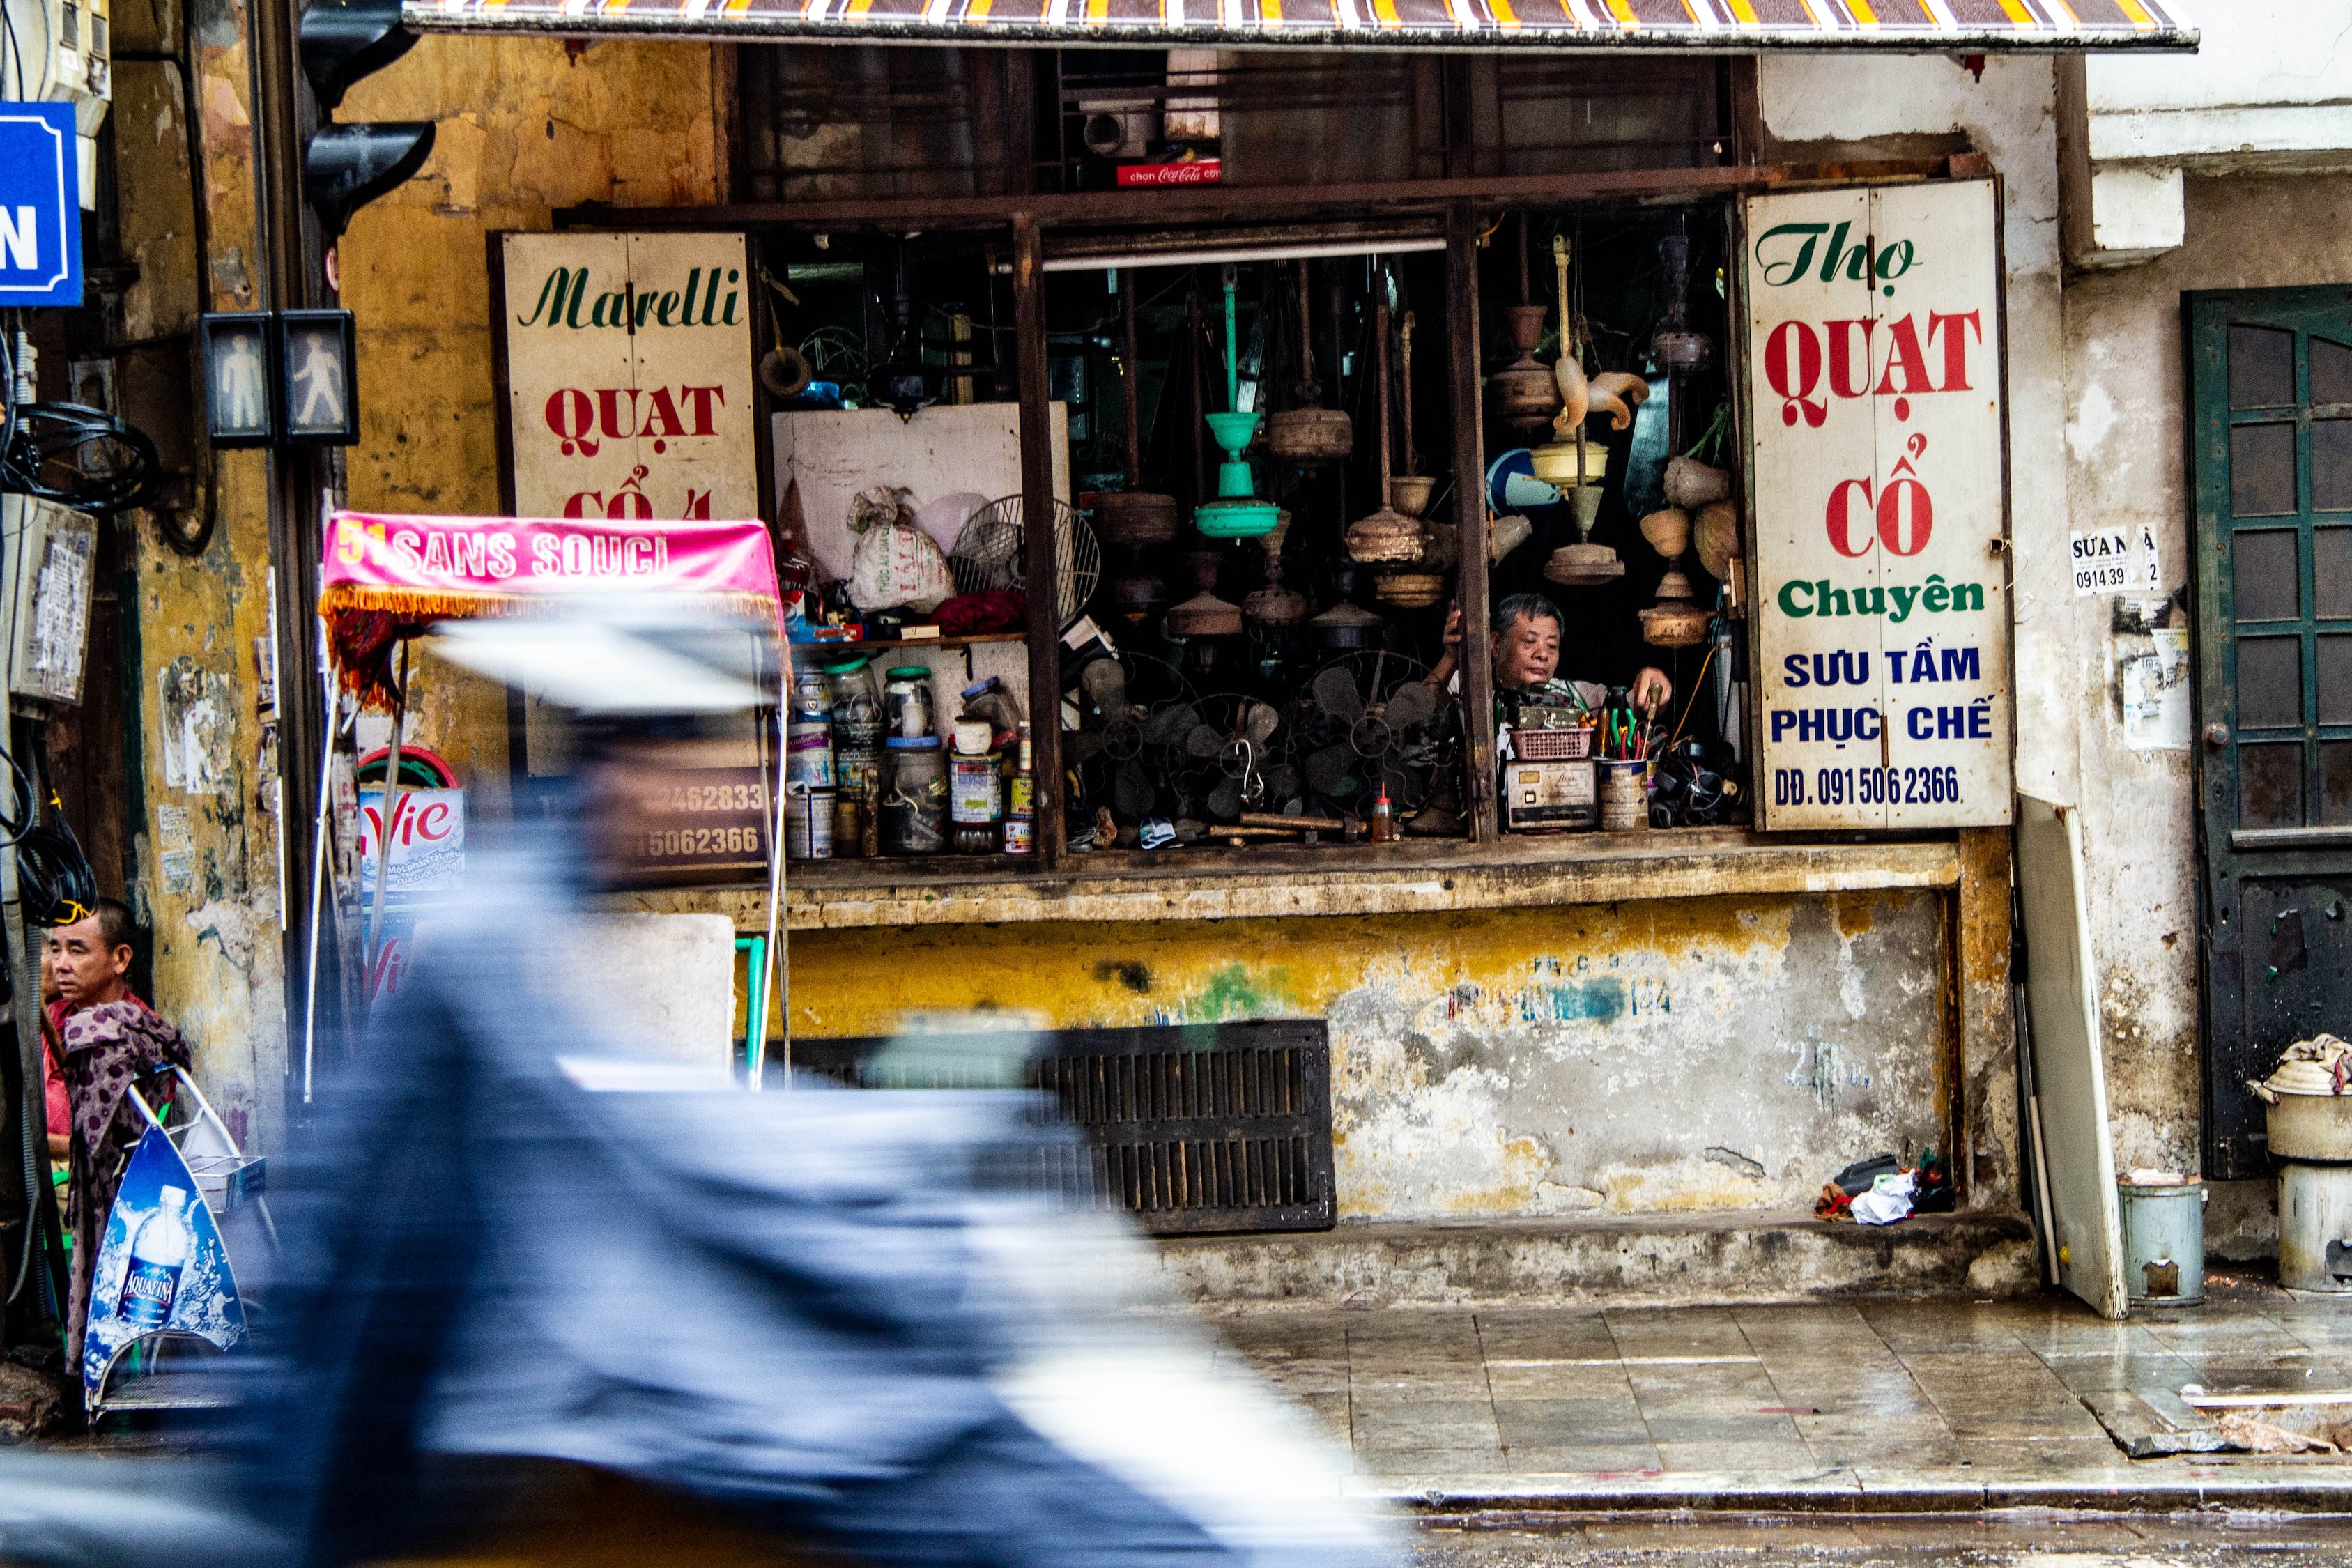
[319,511,781,708]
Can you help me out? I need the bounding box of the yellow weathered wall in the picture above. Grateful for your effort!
[102,0,289,1153]
[337,34,732,791]
[787,891,1954,1222]
[116,29,729,1151]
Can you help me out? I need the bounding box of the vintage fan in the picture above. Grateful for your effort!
[1063,652,1192,822]
[1175,695,1289,822]
[1286,652,1452,813]
[948,495,1102,629]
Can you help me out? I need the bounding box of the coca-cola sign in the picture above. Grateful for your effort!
[499,232,758,524]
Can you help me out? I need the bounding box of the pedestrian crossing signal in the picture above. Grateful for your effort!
[281,310,359,444]
[200,309,358,448]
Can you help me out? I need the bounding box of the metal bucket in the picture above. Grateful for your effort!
[2280,1161,2352,1293]
[2118,1178,2206,1307]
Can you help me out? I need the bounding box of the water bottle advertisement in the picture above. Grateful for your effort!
[81,1127,247,1409]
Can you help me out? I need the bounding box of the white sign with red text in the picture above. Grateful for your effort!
[1744,180,2013,830]
[500,232,758,523]
[358,788,467,896]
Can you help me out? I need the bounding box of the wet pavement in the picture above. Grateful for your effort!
[1411,1512,2352,1565]
[1210,1271,2352,1508]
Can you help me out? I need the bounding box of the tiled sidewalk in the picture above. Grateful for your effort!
[1208,1274,2352,1509]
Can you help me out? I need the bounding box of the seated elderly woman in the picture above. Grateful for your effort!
[1426,592,1672,718]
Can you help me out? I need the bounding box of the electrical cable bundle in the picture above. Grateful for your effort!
[17,794,96,930]
[1,325,165,516]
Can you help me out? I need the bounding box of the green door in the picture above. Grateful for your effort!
[2189,289,2352,1179]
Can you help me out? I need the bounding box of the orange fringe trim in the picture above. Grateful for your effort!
[316,583,781,624]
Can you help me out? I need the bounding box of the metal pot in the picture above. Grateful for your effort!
[1308,600,1384,651]
[1267,406,1353,462]
[1544,543,1626,586]
[1166,590,1244,639]
[2268,1093,2352,1162]
[1638,604,1711,647]
[1389,474,1437,518]
[1375,571,1447,610]
[1346,507,1427,565]
[1244,583,1308,626]
[1488,305,1561,435]
[1093,491,1182,548]
[1112,572,1169,620]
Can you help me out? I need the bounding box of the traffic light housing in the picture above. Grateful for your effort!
[298,0,434,239]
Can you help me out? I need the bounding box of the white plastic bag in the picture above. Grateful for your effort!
[845,486,954,613]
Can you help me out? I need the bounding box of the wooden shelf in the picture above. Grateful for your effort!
[794,632,1029,652]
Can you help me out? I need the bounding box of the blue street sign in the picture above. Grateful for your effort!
[0,104,83,307]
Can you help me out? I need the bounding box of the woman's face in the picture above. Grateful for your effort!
[1492,610,1561,690]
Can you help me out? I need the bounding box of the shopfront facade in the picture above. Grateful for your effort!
[89,0,2211,1300]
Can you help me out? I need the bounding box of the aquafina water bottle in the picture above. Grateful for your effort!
[121,1186,192,1330]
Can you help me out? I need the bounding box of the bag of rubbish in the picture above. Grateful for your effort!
[847,486,954,613]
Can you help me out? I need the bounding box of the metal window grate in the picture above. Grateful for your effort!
[789,1020,1335,1235]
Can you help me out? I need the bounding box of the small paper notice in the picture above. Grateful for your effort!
[2071,525,2161,597]
[2122,627,2192,751]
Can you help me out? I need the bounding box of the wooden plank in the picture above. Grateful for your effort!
[1955,824,2015,1208]
[558,157,1964,237]
[1013,214,1066,866]
[2015,795,2128,1320]
[1447,200,1497,844]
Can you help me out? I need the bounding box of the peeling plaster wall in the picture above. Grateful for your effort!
[2062,171,2352,1202]
[788,891,1951,1221]
[335,34,731,789]
[1758,56,2218,1194]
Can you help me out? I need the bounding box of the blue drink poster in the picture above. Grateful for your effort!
[82,1127,246,1409]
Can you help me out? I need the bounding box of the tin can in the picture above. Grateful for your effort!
[951,751,1001,855]
[786,720,835,788]
[1002,815,1035,856]
[1599,760,1649,831]
[785,784,835,860]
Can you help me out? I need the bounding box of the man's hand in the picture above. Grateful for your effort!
[1425,604,1464,689]
[1631,666,1673,712]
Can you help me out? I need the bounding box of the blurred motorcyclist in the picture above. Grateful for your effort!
[226,605,1396,1568]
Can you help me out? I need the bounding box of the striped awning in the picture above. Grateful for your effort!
[403,0,2196,49]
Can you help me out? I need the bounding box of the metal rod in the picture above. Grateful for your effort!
[1374,289,1393,506]
[366,642,408,971]
[757,671,787,1089]
[300,681,337,1104]
[1120,267,1142,489]
[0,718,61,1316]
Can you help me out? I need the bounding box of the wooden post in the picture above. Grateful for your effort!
[1447,201,1497,843]
[1013,213,1065,866]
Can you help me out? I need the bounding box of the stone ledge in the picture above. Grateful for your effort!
[665,831,1962,930]
[1150,1210,2038,1311]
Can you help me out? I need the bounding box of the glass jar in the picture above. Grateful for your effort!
[883,666,935,741]
[950,744,1001,855]
[823,656,884,751]
[881,735,948,855]
[791,665,834,721]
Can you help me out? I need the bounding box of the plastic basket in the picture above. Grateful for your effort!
[1514,725,1593,761]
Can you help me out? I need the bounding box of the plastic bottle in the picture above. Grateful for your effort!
[122,1185,193,1330]
[1369,783,1397,843]
[950,726,1001,855]
[1004,724,1035,856]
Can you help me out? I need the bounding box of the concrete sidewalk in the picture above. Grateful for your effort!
[1205,1272,2352,1514]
